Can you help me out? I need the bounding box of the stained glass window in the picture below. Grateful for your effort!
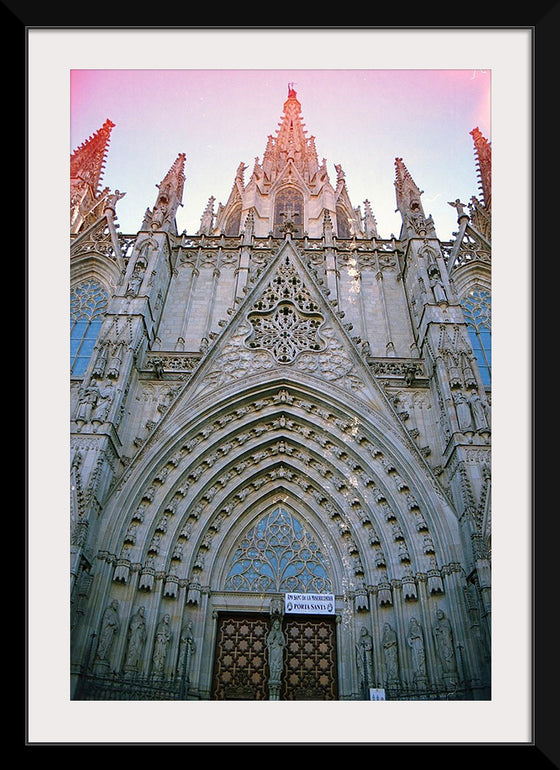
[70,280,108,376]
[274,188,304,237]
[462,287,491,387]
[225,507,332,593]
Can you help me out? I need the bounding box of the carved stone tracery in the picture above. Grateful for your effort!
[247,302,325,363]
[245,253,328,363]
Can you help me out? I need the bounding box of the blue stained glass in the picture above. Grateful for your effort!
[70,280,108,375]
[225,507,332,593]
[462,288,491,387]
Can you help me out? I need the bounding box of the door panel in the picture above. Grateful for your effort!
[211,614,269,700]
[281,616,338,700]
[212,613,337,700]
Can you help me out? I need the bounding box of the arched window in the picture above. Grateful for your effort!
[225,506,332,593]
[70,279,108,376]
[273,188,304,237]
[224,205,242,236]
[462,287,491,387]
[336,205,351,238]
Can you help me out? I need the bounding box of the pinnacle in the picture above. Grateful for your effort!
[72,118,115,155]
[70,118,116,194]
[394,157,412,195]
[469,127,491,211]
[158,152,187,195]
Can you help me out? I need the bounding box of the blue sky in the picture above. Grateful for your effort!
[71,67,491,241]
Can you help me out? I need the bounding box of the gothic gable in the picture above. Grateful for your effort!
[178,239,394,413]
[269,159,309,197]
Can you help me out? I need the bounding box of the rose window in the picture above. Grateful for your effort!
[246,301,325,363]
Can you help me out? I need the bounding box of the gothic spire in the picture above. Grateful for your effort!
[363,199,378,239]
[158,152,186,204]
[261,84,320,183]
[148,152,186,233]
[394,158,423,215]
[197,196,215,235]
[70,119,116,234]
[71,118,115,195]
[394,157,436,239]
[470,127,491,212]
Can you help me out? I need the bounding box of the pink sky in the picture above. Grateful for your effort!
[71,68,491,241]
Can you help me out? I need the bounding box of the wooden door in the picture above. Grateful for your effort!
[211,613,338,700]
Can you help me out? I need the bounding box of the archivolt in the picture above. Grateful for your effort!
[99,380,458,603]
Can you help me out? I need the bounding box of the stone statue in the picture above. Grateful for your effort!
[429,270,447,304]
[407,617,426,678]
[177,620,196,679]
[126,264,145,296]
[382,622,399,684]
[469,391,490,433]
[104,189,126,218]
[356,626,375,693]
[95,599,120,663]
[75,382,99,424]
[124,606,146,671]
[453,391,474,432]
[151,614,171,675]
[91,381,114,423]
[266,617,286,700]
[433,609,457,674]
[448,198,467,218]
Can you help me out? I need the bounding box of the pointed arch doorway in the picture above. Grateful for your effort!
[210,505,339,700]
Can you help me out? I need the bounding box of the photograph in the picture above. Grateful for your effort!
[68,67,492,704]
[27,27,534,747]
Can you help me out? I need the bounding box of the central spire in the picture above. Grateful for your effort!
[261,84,321,184]
[212,85,364,239]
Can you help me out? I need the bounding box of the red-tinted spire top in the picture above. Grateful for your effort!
[70,119,116,234]
[470,127,491,211]
[261,85,319,183]
[70,118,115,195]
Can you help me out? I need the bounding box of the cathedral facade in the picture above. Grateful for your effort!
[70,85,492,701]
